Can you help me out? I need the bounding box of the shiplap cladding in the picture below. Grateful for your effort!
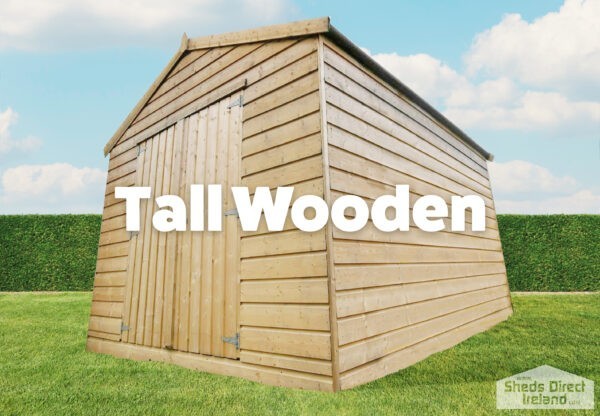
[88,19,512,392]
[88,36,334,391]
[321,38,511,390]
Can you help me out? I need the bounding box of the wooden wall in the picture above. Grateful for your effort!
[89,31,510,392]
[88,36,333,390]
[237,37,332,380]
[320,37,512,390]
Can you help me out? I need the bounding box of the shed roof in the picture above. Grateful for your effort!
[104,17,493,161]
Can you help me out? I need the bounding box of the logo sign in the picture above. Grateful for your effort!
[497,365,595,410]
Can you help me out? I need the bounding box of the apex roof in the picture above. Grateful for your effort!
[104,17,492,161]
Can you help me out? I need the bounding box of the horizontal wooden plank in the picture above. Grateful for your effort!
[88,316,121,335]
[242,133,322,177]
[241,178,325,237]
[325,81,488,178]
[327,122,492,199]
[100,214,126,234]
[150,47,233,102]
[99,228,129,246]
[241,278,329,304]
[333,240,503,265]
[92,286,126,302]
[333,220,502,251]
[338,297,511,372]
[97,241,130,259]
[328,170,499,228]
[106,158,137,184]
[102,201,125,220]
[109,135,137,159]
[241,327,331,360]
[242,154,323,192]
[328,144,494,211]
[87,337,333,391]
[240,350,332,376]
[108,147,137,172]
[242,111,321,157]
[162,48,211,83]
[244,49,319,104]
[336,273,508,317]
[339,308,512,389]
[105,173,135,196]
[95,257,128,274]
[87,330,121,342]
[134,78,247,147]
[241,229,326,258]
[326,104,489,191]
[243,90,321,138]
[90,301,124,318]
[335,262,506,290]
[337,285,509,345]
[241,251,328,279]
[323,42,489,175]
[240,304,330,330]
[244,71,319,120]
[136,42,263,123]
[94,271,127,287]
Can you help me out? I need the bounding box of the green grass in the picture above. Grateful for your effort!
[0,293,597,415]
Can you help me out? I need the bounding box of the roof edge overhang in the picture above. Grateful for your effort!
[104,17,493,161]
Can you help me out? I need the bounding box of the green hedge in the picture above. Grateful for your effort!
[0,215,101,291]
[497,215,599,291]
[0,214,598,291]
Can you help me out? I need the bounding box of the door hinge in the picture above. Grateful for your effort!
[121,322,130,332]
[224,208,239,217]
[227,95,244,109]
[222,333,240,350]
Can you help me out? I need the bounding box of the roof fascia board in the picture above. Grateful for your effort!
[187,17,330,50]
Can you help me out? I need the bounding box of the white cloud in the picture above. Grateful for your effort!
[488,160,600,214]
[444,91,600,134]
[0,0,295,50]
[368,1,600,135]
[0,163,106,213]
[0,108,42,154]
[488,160,578,194]
[465,0,600,99]
[368,52,469,108]
[495,190,600,214]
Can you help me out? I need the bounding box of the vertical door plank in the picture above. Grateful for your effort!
[173,119,190,350]
[127,138,153,343]
[152,126,175,347]
[135,134,160,345]
[177,114,199,352]
[224,96,242,358]
[211,98,230,357]
[162,121,184,348]
[200,103,218,355]
[189,109,208,353]
[143,131,166,345]
[122,140,147,342]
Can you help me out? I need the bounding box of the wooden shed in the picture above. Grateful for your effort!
[87,17,512,392]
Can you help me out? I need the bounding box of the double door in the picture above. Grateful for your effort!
[121,94,242,359]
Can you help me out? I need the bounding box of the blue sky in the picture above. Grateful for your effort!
[0,0,598,214]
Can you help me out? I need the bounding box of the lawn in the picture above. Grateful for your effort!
[0,293,597,415]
